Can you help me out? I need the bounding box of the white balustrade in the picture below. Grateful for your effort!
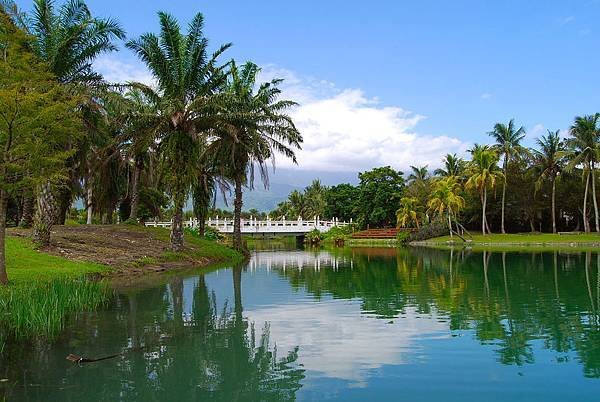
[144,216,350,234]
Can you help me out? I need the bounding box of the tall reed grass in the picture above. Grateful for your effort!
[0,279,109,340]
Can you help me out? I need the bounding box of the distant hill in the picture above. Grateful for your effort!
[183,182,301,213]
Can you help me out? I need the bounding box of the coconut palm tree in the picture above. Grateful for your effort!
[564,114,600,233]
[489,119,526,234]
[466,144,503,235]
[408,165,429,183]
[427,177,465,238]
[3,0,125,245]
[126,11,230,250]
[396,196,423,229]
[434,153,466,179]
[208,61,302,252]
[533,130,565,233]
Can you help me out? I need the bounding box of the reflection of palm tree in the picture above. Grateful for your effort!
[585,252,596,313]
[553,251,560,301]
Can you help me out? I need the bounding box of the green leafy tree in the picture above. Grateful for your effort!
[466,144,503,234]
[4,0,125,244]
[533,130,565,233]
[356,166,405,228]
[0,15,79,283]
[324,183,358,222]
[127,11,230,250]
[489,119,526,233]
[208,61,301,252]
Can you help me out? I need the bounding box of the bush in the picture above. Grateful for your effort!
[304,229,322,245]
[185,225,224,242]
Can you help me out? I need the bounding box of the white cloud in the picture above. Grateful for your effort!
[94,55,155,86]
[480,93,492,100]
[259,65,469,172]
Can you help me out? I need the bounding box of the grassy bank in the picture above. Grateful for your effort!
[0,237,110,344]
[412,233,600,249]
[345,238,398,247]
[1,226,243,345]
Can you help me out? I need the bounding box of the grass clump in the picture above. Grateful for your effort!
[1,237,110,342]
[0,278,109,340]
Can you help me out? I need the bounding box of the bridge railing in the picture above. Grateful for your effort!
[145,217,351,233]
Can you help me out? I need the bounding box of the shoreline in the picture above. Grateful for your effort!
[1,225,243,341]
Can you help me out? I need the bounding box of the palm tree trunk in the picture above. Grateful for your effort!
[584,169,591,233]
[0,188,9,285]
[170,194,184,251]
[482,187,488,235]
[591,162,600,232]
[86,165,93,225]
[551,176,557,234]
[501,156,507,234]
[19,189,34,228]
[198,218,206,237]
[233,178,243,251]
[448,212,453,238]
[128,155,143,221]
[33,182,56,247]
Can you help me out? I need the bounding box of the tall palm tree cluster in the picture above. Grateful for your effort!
[397,117,600,235]
[1,0,302,253]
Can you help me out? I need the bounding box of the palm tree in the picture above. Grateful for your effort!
[119,89,160,222]
[4,0,125,245]
[127,12,230,250]
[408,165,429,183]
[489,119,526,234]
[208,61,302,252]
[466,144,503,235]
[427,177,465,237]
[396,196,423,229]
[533,130,565,233]
[434,153,466,178]
[564,114,600,233]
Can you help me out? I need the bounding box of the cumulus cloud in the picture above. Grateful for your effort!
[94,55,156,86]
[260,65,469,172]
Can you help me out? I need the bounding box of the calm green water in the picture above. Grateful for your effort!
[2,247,600,401]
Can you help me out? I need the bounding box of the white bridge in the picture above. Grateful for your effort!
[145,217,351,236]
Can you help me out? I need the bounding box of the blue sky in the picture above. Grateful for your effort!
[14,0,600,185]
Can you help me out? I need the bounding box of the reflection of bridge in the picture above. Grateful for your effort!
[145,217,351,236]
[249,251,353,272]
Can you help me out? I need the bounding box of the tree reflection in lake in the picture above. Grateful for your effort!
[270,247,600,378]
[1,267,304,401]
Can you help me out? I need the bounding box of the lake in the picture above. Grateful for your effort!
[1,246,600,401]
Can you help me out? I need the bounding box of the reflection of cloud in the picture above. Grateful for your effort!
[247,301,447,386]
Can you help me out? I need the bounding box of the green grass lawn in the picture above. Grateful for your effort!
[5,236,108,285]
[419,232,600,248]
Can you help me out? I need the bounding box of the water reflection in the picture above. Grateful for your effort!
[1,246,600,401]
[1,267,304,401]
[267,247,600,379]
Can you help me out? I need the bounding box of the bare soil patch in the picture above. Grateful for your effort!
[8,225,216,279]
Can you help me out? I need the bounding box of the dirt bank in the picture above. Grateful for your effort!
[9,225,242,280]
